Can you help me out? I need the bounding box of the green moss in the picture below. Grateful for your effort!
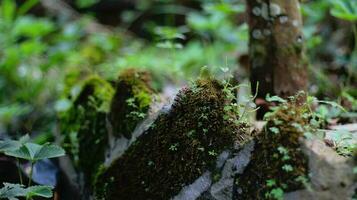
[109,68,153,138]
[76,75,115,112]
[95,78,249,199]
[60,75,114,186]
[236,93,312,199]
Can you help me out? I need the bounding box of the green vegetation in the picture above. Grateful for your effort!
[0,0,356,199]
[236,93,317,199]
[109,68,154,138]
[59,75,114,186]
[94,78,249,199]
[0,135,65,199]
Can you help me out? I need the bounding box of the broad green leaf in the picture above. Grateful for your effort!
[0,140,21,153]
[5,143,65,161]
[0,135,29,153]
[35,144,66,160]
[0,183,26,199]
[5,144,33,160]
[18,134,30,144]
[75,0,99,8]
[25,185,53,198]
[0,183,53,199]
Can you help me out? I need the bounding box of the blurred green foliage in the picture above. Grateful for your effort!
[0,0,356,140]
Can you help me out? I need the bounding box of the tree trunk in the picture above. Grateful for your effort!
[247,0,308,100]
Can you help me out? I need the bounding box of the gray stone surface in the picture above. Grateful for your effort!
[284,139,356,200]
[173,141,255,200]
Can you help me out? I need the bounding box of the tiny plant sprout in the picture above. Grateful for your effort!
[0,136,65,200]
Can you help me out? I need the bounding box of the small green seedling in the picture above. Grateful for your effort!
[0,134,65,200]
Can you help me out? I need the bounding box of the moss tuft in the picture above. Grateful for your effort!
[109,68,153,138]
[236,93,311,199]
[95,78,249,199]
[60,75,114,186]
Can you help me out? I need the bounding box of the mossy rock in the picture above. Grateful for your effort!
[95,78,249,199]
[60,75,114,186]
[235,93,311,199]
[109,68,153,138]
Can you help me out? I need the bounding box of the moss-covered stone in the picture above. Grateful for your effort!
[95,78,249,199]
[109,68,153,138]
[235,93,311,199]
[60,75,114,186]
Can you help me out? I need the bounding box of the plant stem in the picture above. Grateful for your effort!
[16,158,23,185]
[28,162,34,187]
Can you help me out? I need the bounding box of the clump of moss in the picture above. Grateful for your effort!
[109,68,153,138]
[60,75,114,186]
[236,93,312,199]
[95,78,249,199]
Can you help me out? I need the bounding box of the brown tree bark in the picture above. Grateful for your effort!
[247,0,308,100]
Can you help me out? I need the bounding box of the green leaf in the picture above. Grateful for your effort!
[25,185,53,198]
[13,16,55,38]
[35,144,66,160]
[75,0,99,8]
[0,183,26,199]
[17,0,39,15]
[269,127,280,135]
[154,26,186,40]
[266,179,276,187]
[282,164,294,172]
[270,188,284,200]
[0,140,21,153]
[5,143,65,162]
[330,0,357,21]
[266,94,287,103]
[0,0,16,22]
[318,100,347,112]
[0,183,53,199]
[4,143,33,161]
[0,135,29,153]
